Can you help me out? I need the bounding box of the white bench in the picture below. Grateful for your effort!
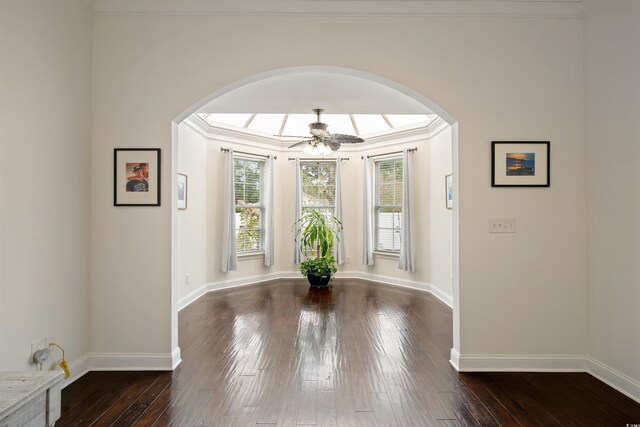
[0,372,64,427]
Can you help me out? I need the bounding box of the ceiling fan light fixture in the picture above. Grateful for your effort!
[319,143,332,155]
[303,142,316,154]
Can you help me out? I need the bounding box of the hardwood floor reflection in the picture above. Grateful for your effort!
[58,279,640,426]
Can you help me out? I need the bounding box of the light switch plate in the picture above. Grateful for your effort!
[489,218,516,233]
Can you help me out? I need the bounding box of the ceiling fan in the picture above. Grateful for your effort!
[278,109,365,154]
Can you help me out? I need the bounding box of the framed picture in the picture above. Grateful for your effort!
[177,173,187,210]
[491,141,550,187]
[445,174,453,209]
[114,148,161,206]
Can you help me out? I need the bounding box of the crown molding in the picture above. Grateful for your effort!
[92,0,583,18]
[183,117,283,150]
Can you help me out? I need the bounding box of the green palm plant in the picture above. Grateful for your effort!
[293,210,343,286]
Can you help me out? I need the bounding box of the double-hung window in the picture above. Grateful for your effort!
[234,158,264,253]
[301,162,336,216]
[375,157,403,253]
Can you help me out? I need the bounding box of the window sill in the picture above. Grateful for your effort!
[373,251,400,260]
[238,252,264,260]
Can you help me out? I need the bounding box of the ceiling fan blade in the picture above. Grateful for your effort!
[327,141,341,151]
[288,140,312,149]
[329,134,365,144]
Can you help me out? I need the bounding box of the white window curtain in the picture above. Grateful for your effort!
[293,157,302,264]
[334,157,345,265]
[221,148,237,272]
[263,155,275,267]
[362,155,374,266]
[398,148,415,272]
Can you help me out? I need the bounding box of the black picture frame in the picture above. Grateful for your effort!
[491,141,550,187]
[114,148,161,206]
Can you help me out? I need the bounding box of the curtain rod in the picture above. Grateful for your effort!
[287,157,349,161]
[220,147,276,159]
[361,147,418,159]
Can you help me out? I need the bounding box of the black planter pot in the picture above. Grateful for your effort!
[306,271,332,288]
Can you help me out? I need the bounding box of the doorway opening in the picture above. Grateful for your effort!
[170,66,459,369]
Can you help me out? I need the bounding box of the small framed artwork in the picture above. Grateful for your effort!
[445,174,453,209]
[114,148,161,206]
[491,141,550,187]
[177,173,187,210]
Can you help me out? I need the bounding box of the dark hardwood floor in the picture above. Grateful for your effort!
[58,279,640,426]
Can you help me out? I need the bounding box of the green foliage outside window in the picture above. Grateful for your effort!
[301,163,336,210]
[300,162,336,255]
[376,158,403,252]
[234,159,263,252]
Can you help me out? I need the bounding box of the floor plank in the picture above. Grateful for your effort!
[57,279,640,426]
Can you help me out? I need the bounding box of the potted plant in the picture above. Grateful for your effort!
[294,210,343,288]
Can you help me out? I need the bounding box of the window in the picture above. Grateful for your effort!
[301,162,336,216]
[375,158,403,252]
[234,158,263,253]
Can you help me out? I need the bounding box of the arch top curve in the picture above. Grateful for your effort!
[173,65,456,126]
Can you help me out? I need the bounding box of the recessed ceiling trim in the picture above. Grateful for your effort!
[381,114,394,128]
[279,114,289,136]
[183,116,449,153]
[349,114,360,136]
[244,113,257,128]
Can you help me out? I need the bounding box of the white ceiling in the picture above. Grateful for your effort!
[196,72,434,115]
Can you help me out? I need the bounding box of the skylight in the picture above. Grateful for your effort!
[198,113,434,138]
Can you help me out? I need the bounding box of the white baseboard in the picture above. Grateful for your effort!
[172,347,182,369]
[449,351,640,403]
[178,270,453,311]
[178,284,208,311]
[586,357,640,403]
[61,351,639,404]
[178,271,299,311]
[454,353,586,372]
[88,352,175,371]
[58,351,174,388]
[64,276,640,404]
[338,271,453,308]
[60,353,91,389]
[450,348,461,371]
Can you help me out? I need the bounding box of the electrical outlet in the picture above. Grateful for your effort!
[31,337,46,359]
[345,256,351,264]
[46,336,56,347]
[186,274,190,285]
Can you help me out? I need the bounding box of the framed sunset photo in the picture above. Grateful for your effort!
[491,141,550,187]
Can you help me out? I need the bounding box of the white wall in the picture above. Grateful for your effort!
[0,0,92,371]
[91,13,586,373]
[429,127,453,298]
[177,123,448,306]
[584,0,640,394]
[176,124,208,299]
[0,1,636,401]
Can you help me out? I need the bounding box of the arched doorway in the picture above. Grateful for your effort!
[170,65,460,369]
